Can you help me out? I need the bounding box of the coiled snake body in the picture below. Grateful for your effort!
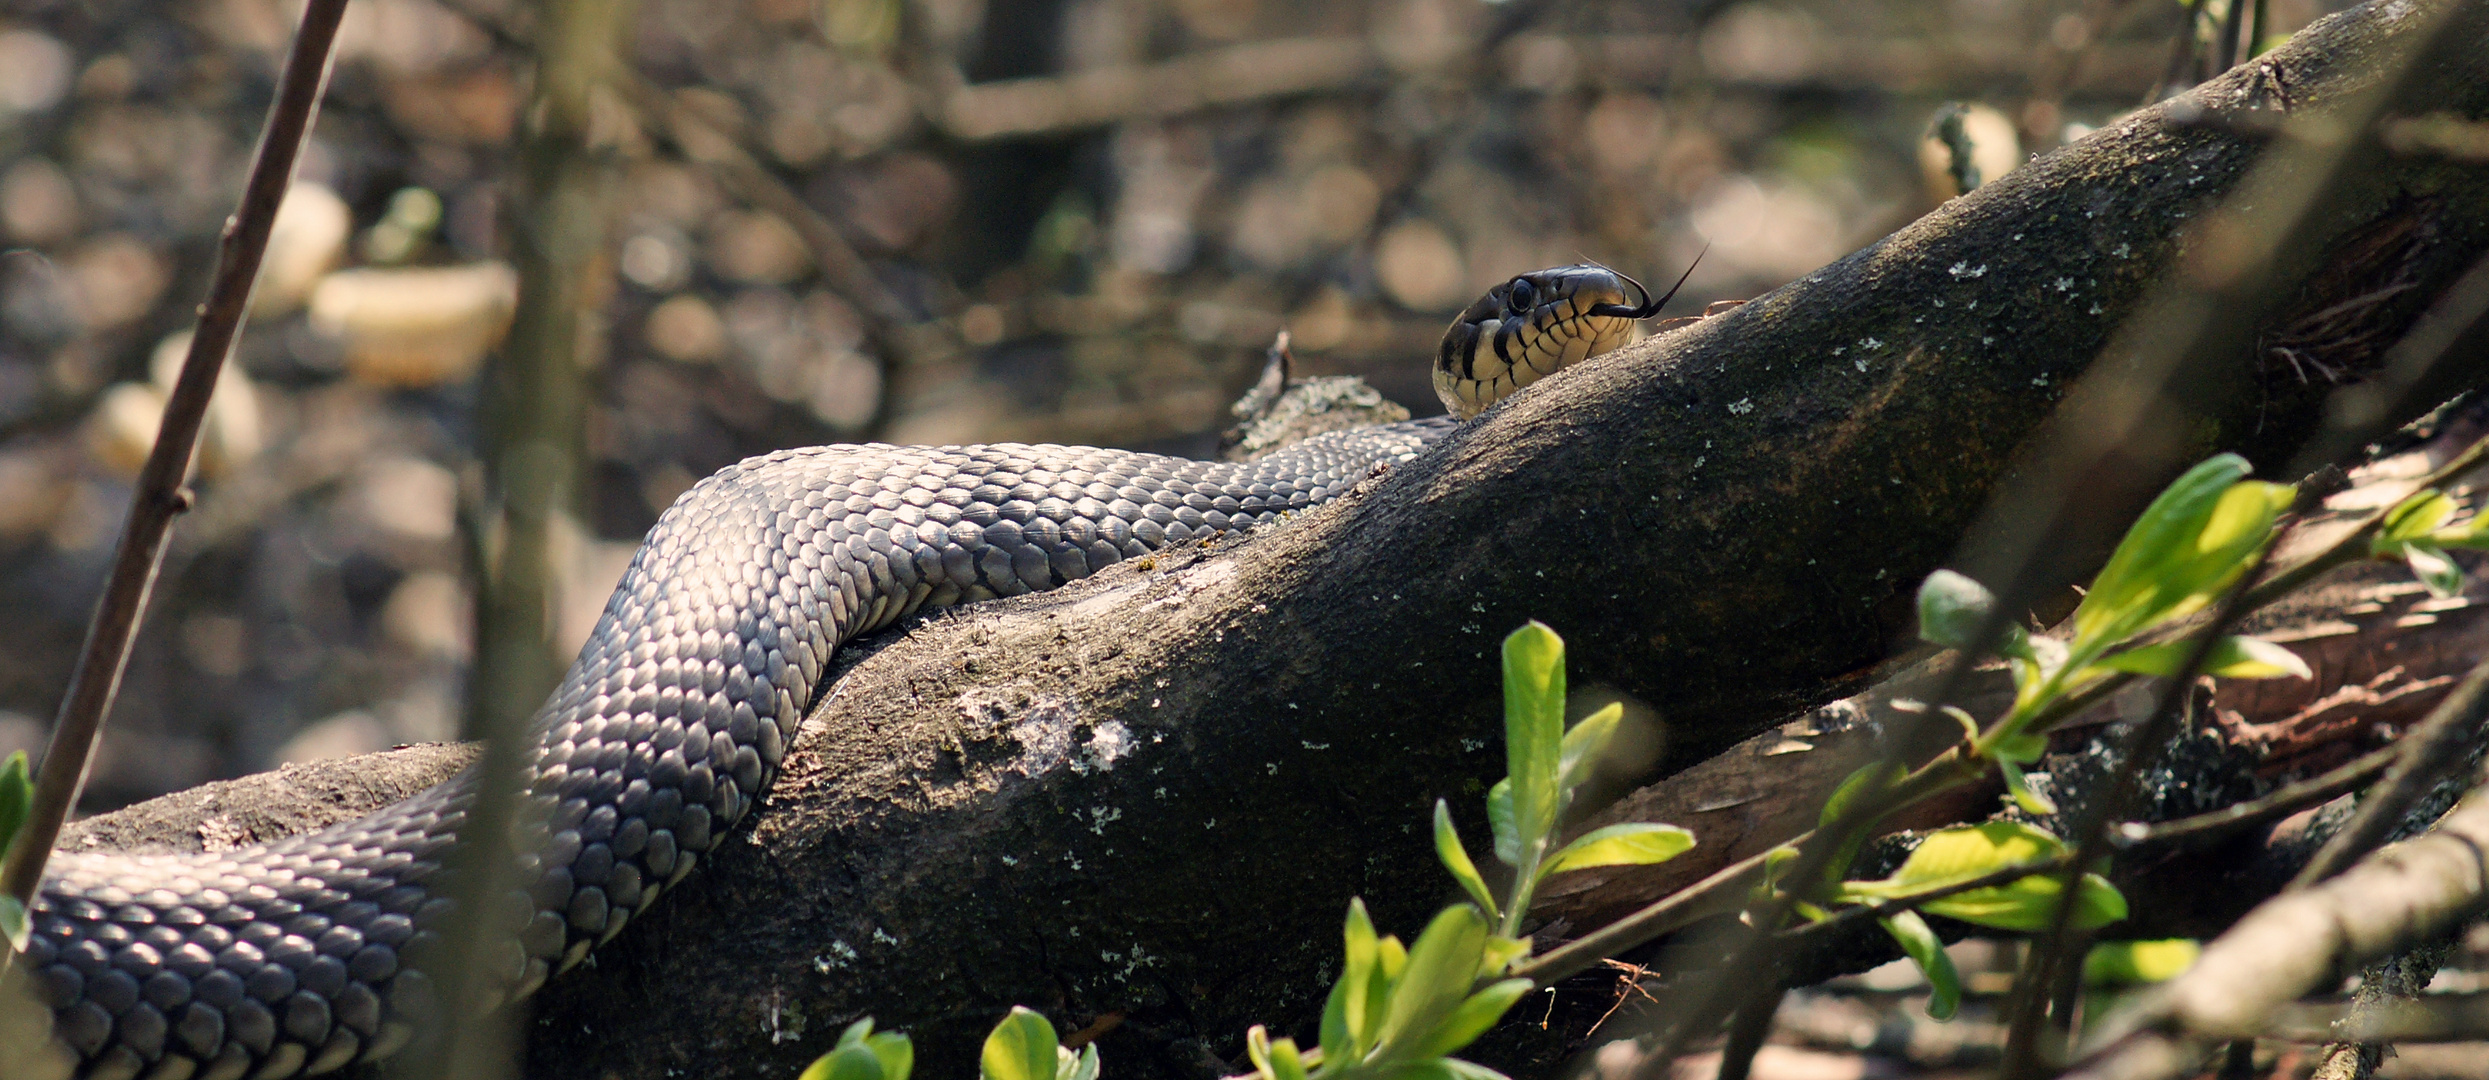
[21,265,1681,1080]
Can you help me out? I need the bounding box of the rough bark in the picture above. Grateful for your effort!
[31,3,2489,1078]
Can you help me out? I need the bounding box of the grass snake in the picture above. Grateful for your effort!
[17,264,1684,1080]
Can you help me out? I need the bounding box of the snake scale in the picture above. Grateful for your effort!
[16,264,1683,1080]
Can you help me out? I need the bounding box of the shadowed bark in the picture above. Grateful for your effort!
[30,2,2489,1078]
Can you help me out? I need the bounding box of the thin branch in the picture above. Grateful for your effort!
[0,0,348,911]
[2116,743,2399,850]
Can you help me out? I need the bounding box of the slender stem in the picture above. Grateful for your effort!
[1714,983,1786,1080]
[414,0,628,1076]
[0,0,348,912]
[2216,0,2249,73]
[2117,744,2398,850]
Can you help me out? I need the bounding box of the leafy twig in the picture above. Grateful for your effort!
[0,0,349,914]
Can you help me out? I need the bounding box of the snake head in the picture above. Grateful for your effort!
[1432,259,1700,420]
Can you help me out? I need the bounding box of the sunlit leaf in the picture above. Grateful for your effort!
[2083,939,2201,986]
[2073,456,2293,651]
[1247,1025,1276,1080]
[1502,623,1566,874]
[1406,979,1534,1060]
[1540,824,1695,878]
[0,896,21,953]
[1999,757,2057,817]
[1261,1036,1305,1080]
[1879,911,1960,1021]
[2090,636,2312,680]
[1558,703,1625,793]
[2375,489,2457,548]
[1375,906,1488,1058]
[1869,822,2068,888]
[1433,801,1500,921]
[2403,541,2465,598]
[801,1045,887,1080]
[981,1008,1060,1080]
[1338,899,1383,1054]
[1479,935,1531,975]
[1486,779,1517,867]
[1917,871,2125,933]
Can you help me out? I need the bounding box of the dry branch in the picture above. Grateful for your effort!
[0,0,349,909]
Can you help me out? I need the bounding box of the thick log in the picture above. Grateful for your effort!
[22,3,2489,1078]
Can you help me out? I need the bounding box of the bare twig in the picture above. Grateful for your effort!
[0,0,348,912]
[2290,653,2489,889]
[2116,743,2399,850]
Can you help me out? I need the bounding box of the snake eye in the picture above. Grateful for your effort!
[1505,276,1535,311]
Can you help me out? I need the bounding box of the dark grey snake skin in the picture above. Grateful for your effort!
[21,422,1457,1080]
[19,264,1662,1080]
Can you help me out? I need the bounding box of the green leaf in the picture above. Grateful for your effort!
[1433,801,1500,921]
[1479,935,1531,975]
[1916,570,2030,658]
[2376,489,2458,548]
[0,896,24,954]
[2403,540,2465,598]
[2083,939,2201,986]
[1998,757,2057,817]
[1919,872,2125,932]
[1558,703,1625,793]
[1337,899,1383,1055]
[1502,622,1567,875]
[1406,978,1534,1060]
[2073,456,2293,651]
[1821,760,1904,831]
[2090,636,2312,680]
[864,1032,913,1080]
[800,1045,887,1080]
[1063,1045,1099,1080]
[1260,1036,1305,1080]
[823,1019,914,1080]
[981,1008,1061,1080]
[1866,822,2068,889]
[1375,906,1488,1058]
[1539,824,1695,878]
[1988,730,2048,765]
[1878,911,1961,1021]
[1485,779,1517,867]
[1320,967,1355,1065]
[0,750,27,861]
